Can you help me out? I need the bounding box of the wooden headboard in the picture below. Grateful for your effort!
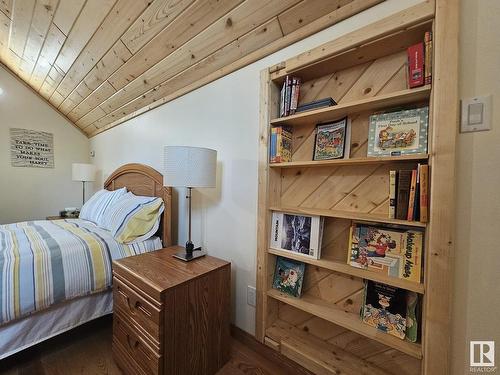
[103,163,172,247]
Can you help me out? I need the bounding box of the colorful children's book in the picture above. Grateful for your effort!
[270,211,323,259]
[272,256,306,298]
[348,223,423,283]
[313,117,350,160]
[362,281,408,339]
[405,291,419,342]
[367,107,429,157]
[270,126,293,163]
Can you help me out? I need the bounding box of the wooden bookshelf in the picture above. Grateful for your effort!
[271,85,431,127]
[269,206,427,228]
[256,1,458,374]
[267,248,425,293]
[267,289,422,359]
[269,154,429,169]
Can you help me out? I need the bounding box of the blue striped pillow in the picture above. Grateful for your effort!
[100,192,164,244]
[79,188,127,225]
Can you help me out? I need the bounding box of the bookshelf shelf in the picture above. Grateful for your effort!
[270,86,431,127]
[269,206,427,228]
[267,289,423,359]
[269,154,429,169]
[267,248,425,294]
[266,320,391,375]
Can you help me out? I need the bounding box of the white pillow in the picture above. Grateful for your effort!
[100,192,164,244]
[79,188,127,225]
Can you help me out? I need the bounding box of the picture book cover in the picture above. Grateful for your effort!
[272,256,306,298]
[348,223,423,283]
[270,211,323,259]
[363,281,408,339]
[367,106,429,157]
[313,117,349,160]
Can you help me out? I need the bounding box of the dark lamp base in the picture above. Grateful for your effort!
[173,241,206,262]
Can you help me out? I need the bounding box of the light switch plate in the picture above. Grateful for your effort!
[461,95,492,133]
[247,286,256,307]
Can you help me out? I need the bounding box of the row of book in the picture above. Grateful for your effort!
[389,164,429,222]
[270,104,430,164]
[279,76,301,117]
[269,126,292,163]
[408,31,432,88]
[272,256,420,342]
[270,212,424,283]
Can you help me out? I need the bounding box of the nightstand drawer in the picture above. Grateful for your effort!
[113,276,162,343]
[113,313,162,375]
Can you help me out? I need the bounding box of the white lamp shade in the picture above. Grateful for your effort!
[163,146,217,187]
[72,163,96,182]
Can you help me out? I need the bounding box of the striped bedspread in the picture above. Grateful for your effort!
[0,219,162,326]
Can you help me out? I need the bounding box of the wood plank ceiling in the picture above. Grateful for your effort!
[0,0,382,137]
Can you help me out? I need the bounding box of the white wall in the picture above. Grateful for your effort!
[452,1,500,374]
[0,66,90,224]
[90,0,422,335]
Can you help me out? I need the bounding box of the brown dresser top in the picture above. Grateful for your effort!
[113,246,230,299]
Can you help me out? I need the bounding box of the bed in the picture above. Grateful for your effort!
[0,163,172,359]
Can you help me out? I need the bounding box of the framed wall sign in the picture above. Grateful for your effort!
[10,128,54,168]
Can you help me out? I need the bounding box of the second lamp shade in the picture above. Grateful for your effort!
[163,146,217,188]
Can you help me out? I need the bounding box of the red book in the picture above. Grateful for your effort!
[408,42,424,88]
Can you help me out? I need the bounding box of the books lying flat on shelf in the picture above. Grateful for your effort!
[280,76,301,117]
[362,281,408,340]
[348,223,423,283]
[390,164,429,222]
[272,256,306,298]
[367,106,429,157]
[270,126,293,163]
[270,211,324,260]
[296,97,337,113]
[313,117,350,160]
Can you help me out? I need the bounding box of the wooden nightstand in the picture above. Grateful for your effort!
[111,246,231,375]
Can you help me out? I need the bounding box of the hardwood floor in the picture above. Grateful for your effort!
[0,316,313,375]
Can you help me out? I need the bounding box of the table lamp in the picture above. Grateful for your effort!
[72,163,96,206]
[163,146,217,261]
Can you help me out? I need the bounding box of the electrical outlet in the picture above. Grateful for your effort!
[247,286,256,307]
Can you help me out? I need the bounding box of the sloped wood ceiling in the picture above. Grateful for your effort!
[0,0,382,137]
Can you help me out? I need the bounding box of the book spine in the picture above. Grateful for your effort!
[407,170,417,221]
[276,128,282,162]
[419,164,429,222]
[289,78,296,115]
[413,166,421,221]
[424,31,433,85]
[408,42,424,88]
[396,170,412,220]
[284,76,291,116]
[280,80,286,117]
[389,170,397,219]
[281,127,293,162]
[290,78,301,115]
[270,128,277,163]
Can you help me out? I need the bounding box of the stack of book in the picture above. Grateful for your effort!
[407,31,433,88]
[270,126,293,163]
[389,164,429,222]
[280,75,301,117]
